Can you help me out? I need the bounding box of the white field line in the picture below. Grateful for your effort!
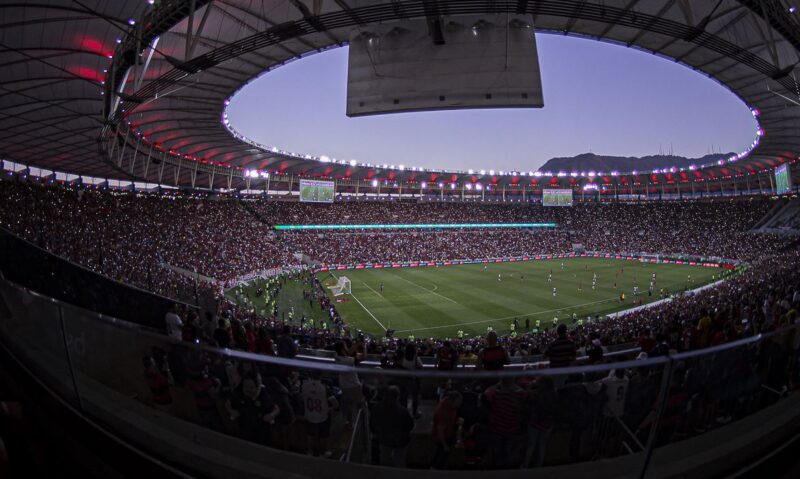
[361,282,383,298]
[350,294,388,332]
[393,273,459,304]
[332,273,386,331]
[395,297,615,333]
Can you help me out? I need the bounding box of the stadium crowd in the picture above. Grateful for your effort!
[0,181,297,301]
[282,229,570,264]
[1,178,799,468]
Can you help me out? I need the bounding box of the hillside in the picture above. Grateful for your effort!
[539,152,733,172]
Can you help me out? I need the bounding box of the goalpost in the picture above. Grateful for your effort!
[329,276,351,296]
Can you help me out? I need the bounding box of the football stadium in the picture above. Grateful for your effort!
[0,1,800,478]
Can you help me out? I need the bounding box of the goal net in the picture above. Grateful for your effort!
[329,276,351,296]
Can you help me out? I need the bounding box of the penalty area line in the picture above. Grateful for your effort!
[332,273,386,332]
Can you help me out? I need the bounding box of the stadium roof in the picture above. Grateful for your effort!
[1,0,799,189]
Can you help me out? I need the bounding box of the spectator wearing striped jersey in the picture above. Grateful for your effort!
[545,324,576,368]
[477,331,510,370]
[484,377,528,468]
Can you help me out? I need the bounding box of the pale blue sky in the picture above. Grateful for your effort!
[227,33,757,171]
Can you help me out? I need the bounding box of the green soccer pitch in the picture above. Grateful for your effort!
[318,258,722,338]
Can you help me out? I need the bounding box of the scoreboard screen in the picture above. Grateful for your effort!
[775,164,792,195]
[299,179,335,203]
[542,189,573,207]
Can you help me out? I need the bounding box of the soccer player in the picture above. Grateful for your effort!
[687,274,692,283]
[484,264,488,272]
[592,278,597,290]
[561,262,565,270]
[552,287,557,297]
[633,285,639,296]
[548,272,552,282]
[498,274,502,282]
[380,282,384,292]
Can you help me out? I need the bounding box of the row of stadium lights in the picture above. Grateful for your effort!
[222,97,763,180]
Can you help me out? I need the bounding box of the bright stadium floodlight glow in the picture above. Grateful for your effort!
[489,170,495,175]
[438,182,444,188]
[465,183,472,190]
[450,182,457,189]
[583,183,598,191]
[570,172,578,177]
[534,171,542,177]
[398,164,405,170]
[371,179,378,187]
[480,169,486,175]
[557,172,567,177]
[421,181,427,188]
[588,171,596,177]
[468,169,474,174]
[350,159,357,166]
[274,223,557,230]
[476,183,483,190]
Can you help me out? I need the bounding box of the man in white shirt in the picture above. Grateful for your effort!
[164,304,183,340]
[301,372,335,457]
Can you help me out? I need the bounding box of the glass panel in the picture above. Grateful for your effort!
[55,302,672,474]
[644,327,799,476]
[2,274,795,475]
[0,280,78,406]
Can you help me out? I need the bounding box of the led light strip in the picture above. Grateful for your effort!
[274,223,557,230]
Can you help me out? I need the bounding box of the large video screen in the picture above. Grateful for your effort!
[542,189,573,207]
[775,164,793,195]
[299,179,335,203]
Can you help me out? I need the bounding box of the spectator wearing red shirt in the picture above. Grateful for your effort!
[435,341,458,370]
[431,391,462,469]
[484,378,528,468]
[142,355,173,409]
[477,331,510,370]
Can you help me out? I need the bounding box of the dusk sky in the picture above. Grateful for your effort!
[227,33,758,172]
